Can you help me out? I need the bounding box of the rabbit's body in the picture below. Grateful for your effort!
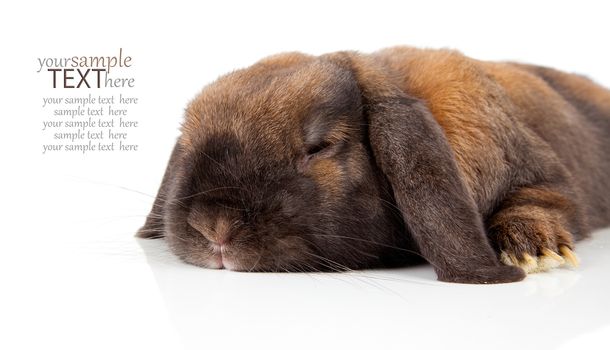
[138,47,610,283]
[376,47,610,226]
[371,48,610,273]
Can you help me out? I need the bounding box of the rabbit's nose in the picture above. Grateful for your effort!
[187,212,232,245]
[208,217,232,244]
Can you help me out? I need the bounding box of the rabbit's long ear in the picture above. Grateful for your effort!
[324,52,524,283]
[136,142,183,239]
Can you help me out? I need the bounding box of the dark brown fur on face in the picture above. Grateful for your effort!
[137,47,610,284]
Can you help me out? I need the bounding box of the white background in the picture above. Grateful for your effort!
[1,1,609,349]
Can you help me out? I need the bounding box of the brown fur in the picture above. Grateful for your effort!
[370,47,610,264]
[138,46,610,284]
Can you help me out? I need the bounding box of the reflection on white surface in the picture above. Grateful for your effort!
[3,174,609,350]
[138,230,610,350]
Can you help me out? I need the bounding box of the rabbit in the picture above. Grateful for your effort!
[137,46,610,284]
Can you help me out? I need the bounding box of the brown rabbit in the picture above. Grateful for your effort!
[137,47,610,284]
